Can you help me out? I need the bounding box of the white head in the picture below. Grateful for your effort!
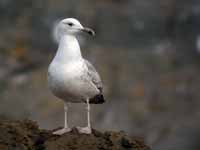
[53,18,95,43]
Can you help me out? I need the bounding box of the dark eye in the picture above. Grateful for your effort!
[67,22,73,26]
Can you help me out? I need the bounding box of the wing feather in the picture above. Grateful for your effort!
[84,59,103,93]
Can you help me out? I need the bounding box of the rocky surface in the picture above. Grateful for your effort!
[0,120,150,150]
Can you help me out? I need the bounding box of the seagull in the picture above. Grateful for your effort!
[48,18,105,135]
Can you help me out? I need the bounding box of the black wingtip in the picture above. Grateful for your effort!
[89,94,105,104]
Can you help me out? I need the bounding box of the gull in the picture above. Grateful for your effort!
[48,18,105,134]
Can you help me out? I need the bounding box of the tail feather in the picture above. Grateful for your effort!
[89,94,105,104]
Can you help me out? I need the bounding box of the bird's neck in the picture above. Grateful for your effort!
[54,35,82,63]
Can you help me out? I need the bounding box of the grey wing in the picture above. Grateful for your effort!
[84,59,103,93]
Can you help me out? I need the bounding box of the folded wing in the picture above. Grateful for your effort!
[84,59,105,104]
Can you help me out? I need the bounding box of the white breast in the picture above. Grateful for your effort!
[48,59,97,102]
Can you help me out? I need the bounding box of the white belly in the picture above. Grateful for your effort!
[48,60,98,102]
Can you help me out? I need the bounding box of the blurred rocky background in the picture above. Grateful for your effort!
[0,0,200,150]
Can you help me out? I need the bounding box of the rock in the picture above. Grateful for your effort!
[0,120,150,150]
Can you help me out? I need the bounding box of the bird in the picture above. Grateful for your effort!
[48,18,105,135]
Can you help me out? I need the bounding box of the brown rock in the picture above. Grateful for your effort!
[0,120,150,150]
